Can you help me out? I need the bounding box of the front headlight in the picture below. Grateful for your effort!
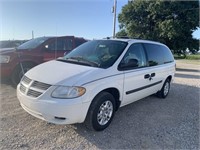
[51,86,86,99]
[0,55,10,63]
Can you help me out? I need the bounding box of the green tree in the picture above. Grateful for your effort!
[118,0,199,52]
[116,29,127,37]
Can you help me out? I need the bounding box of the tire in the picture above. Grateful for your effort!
[157,78,171,98]
[84,92,116,131]
[11,63,35,87]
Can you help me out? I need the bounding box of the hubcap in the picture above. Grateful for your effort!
[97,100,113,126]
[164,82,169,96]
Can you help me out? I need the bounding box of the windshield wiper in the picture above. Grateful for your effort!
[57,56,99,67]
[57,58,69,63]
[66,56,100,67]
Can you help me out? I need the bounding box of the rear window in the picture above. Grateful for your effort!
[143,43,174,66]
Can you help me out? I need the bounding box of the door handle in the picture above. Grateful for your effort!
[144,73,155,80]
[144,74,150,79]
[149,73,155,81]
[151,73,155,77]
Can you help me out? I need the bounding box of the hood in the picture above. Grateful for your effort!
[0,48,16,54]
[25,60,100,86]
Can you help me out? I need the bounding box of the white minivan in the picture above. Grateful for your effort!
[17,38,175,131]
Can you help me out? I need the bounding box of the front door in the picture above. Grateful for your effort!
[120,43,161,106]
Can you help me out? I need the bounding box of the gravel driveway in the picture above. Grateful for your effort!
[0,60,199,149]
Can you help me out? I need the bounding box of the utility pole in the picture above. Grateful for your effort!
[112,0,117,38]
[32,30,34,39]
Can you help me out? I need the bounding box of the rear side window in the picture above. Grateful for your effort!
[143,43,163,66]
[75,39,85,47]
[48,38,73,51]
[143,43,173,66]
[160,45,174,64]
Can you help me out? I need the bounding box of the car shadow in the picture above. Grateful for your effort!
[72,83,199,149]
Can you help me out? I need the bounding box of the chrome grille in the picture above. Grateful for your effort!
[22,76,32,84]
[19,75,52,98]
[27,89,43,98]
[31,81,51,90]
[19,84,26,94]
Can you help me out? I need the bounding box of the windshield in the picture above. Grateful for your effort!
[59,40,128,68]
[17,37,50,50]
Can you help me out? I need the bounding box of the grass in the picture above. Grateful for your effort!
[174,54,200,65]
[185,54,200,60]
[174,54,200,60]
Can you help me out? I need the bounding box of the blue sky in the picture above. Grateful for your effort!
[0,0,199,40]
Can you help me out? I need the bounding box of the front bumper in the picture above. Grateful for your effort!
[17,84,90,125]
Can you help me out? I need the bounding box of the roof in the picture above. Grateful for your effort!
[105,37,165,46]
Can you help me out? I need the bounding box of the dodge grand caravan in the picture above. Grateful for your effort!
[17,38,175,131]
[0,36,87,86]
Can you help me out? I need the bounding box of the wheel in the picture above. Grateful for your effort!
[11,63,35,87]
[157,78,171,98]
[84,92,116,131]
